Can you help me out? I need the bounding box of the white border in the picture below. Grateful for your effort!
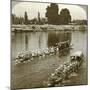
[0,0,89,90]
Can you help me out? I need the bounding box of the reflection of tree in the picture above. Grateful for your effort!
[39,34,42,49]
[48,32,59,47]
[48,32,71,47]
[25,34,28,51]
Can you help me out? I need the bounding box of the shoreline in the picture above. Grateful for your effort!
[12,24,87,32]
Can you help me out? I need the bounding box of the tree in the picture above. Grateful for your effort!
[38,12,41,23]
[59,8,71,24]
[24,11,28,25]
[45,3,71,25]
[12,14,24,24]
[46,3,59,24]
[12,14,15,24]
[30,18,37,24]
[72,19,87,25]
[41,18,47,24]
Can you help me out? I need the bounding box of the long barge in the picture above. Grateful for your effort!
[14,40,72,64]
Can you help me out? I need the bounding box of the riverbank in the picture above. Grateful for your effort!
[12,24,87,32]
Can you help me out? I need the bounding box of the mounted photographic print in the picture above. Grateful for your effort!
[11,0,88,89]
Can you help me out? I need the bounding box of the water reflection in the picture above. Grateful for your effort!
[48,31,71,47]
[11,30,87,89]
[25,35,28,50]
[12,31,71,59]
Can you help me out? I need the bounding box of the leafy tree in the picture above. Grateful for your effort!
[46,3,59,24]
[30,18,37,24]
[59,8,71,24]
[12,14,24,24]
[41,18,47,24]
[45,3,71,25]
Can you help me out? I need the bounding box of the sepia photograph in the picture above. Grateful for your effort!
[11,0,88,89]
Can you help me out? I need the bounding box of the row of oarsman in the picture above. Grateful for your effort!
[46,60,80,87]
[15,46,59,64]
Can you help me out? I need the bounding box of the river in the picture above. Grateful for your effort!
[11,30,87,89]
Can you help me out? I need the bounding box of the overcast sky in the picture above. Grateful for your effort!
[12,1,87,20]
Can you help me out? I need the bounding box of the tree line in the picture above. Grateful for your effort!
[12,3,87,25]
[12,11,47,25]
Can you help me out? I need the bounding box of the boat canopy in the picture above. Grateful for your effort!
[58,40,70,45]
[70,51,83,57]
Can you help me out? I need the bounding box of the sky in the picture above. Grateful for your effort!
[12,1,88,20]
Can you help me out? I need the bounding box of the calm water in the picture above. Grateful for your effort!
[12,31,72,59]
[11,30,87,89]
[12,31,87,59]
